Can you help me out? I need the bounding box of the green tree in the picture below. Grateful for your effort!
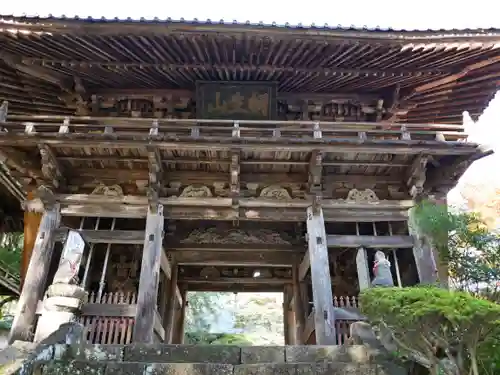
[413,201,500,300]
[0,232,23,273]
[360,286,500,375]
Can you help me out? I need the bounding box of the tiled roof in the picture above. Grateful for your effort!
[1,13,500,35]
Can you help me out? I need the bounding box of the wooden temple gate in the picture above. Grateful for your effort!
[0,15,495,346]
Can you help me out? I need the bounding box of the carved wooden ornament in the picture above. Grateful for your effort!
[91,183,124,197]
[259,185,292,200]
[179,185,213,198]
[345,188,379,202]
[181,227,291,245]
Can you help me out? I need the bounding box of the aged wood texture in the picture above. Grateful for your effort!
[164,263,179,343]
[356,247,371,291]
[9,204,60,344]
[172,287,187,344]
[21,190,42,289]
[292,262,305,344]
[327,235,414,248]
[132,204,164,343]
[306,205,336,344]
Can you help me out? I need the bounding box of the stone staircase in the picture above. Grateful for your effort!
[0,323,407,375]
[28,343,407,375]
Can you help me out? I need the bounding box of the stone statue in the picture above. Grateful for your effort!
[372,251,394,287]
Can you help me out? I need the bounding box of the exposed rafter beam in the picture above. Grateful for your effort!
[20,57,449,78]
[385,55,500,122]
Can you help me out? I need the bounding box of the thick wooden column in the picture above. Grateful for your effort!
[21,191,43,289]
[9,203,61,344]
[133,204,164,343]
[164,263,179,343]
[292,263,305,344]
[306,205,336,345]
[356,247,371,290]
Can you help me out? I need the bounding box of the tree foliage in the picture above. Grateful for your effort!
[360,286,500,375]
[413,200,500,300]
[0,232,23,274]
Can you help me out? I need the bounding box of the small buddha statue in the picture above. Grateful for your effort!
[371,251,394,287]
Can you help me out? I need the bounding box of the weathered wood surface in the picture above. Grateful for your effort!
[327,235,414,248]
[26,196,414,222]
[164,263,179,343]
[0,133,478,155]
[9,204,60,344]
[54,229,145,244]
[292,262,305,344]
[133,204,164,343]
[356,247,371,291]
[306,205,336,345]
[173,250,295,266]
[52,230,85,284]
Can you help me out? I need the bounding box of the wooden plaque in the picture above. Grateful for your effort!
[196,81,277,120]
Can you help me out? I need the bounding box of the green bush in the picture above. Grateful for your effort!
[360,286,500,375]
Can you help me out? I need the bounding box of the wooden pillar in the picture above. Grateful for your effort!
[164,263,179,343]
[173,287,188,344]
[306,205,336,345]
[21,191,42,289]
[283,286,291,345]
[292,263,305,344]
[356,247,371,290]
[133,204,164,343]
[9,203,61,344]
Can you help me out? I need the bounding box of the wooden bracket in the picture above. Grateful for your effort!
[406,154,429,200]
[38,144,65,190]
[308,150,323,195]
[147,146,163,212]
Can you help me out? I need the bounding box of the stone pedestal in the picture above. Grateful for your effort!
[34,283,87,343]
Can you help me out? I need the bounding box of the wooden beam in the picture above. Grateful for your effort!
[133,204,164,343]
[186,283,285,292]
[28,204,412,222]
[230,149,240,209]
[9,204,60,343]
[164,263,179,343]
[0,133,481,156]
[180,277,289,285]
[306,205,336,344]
[292,262,305,344]
[326,235,414,248]
[169,244,304,253]
[174,251,294,267]
[298,251,310,281]
[57,155,410,168]
[54,229,145,244]
[21,190,42,289]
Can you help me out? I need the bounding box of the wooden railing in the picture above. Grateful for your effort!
[0,260,20,295]
[78,291,137,344]
[303,295,363,345]
[3,114,468,143]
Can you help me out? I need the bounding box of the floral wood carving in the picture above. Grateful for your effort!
[179,185,213,198]
[345,188,379,202]
[91,183,124,197]
[181,228,291,245]
[259,185,292,200]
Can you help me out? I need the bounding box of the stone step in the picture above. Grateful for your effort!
[40,360,386,375]
[64,344,374,365]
